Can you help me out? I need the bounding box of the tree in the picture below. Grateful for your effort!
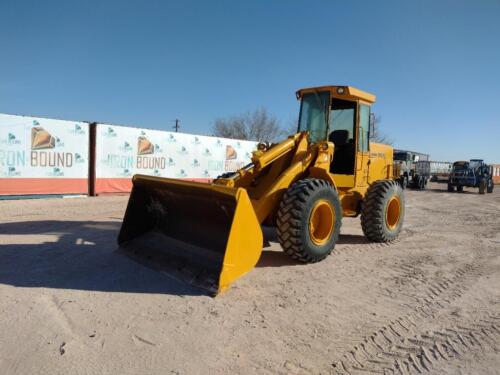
[369,114,394,145]
[213,108,285,143]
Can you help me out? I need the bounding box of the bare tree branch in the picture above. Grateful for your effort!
[369,114,394,145]
[213,108,286,143]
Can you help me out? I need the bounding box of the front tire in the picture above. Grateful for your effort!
[487,179,494,193]
[457,185,463,192]
[277,179,342,263]
[448,183,455,192]
[418,176,425,190]
[479,179,486,194]
[361,180,404,242]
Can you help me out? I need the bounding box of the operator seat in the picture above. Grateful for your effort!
[329,130,355,174]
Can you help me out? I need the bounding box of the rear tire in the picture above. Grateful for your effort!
[418,176,425,190]
[479,179,486,194]
[487,179,494,193]
[361,180,404,242]
[457,185,463,192]
[448,183,454,192]
[277,179,342,263]
[411,177,418,189]
[400,176,407,189]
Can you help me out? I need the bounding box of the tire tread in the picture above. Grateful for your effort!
[361,179,404,242]
[277,178,341,263]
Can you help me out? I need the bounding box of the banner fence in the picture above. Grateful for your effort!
[0,113,257,196]
[0,114,89,195]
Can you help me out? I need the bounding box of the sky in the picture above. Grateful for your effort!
[1,0,499,162]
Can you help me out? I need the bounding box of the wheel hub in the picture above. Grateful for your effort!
[385,195,401,230]
[309,200,335,245]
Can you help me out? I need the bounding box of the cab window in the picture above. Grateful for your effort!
[298,92,330,143]
[328,98,356,175]
[358,104,370,152]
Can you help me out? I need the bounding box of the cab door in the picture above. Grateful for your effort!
[355,103,371,186]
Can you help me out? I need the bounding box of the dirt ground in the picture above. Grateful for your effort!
[0,182,499,375]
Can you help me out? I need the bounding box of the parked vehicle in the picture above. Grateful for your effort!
[448,159,494,194]
[430,161,452,182]
[393,150,430,190]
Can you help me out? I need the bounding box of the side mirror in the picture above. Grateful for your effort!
[369,113,376,136]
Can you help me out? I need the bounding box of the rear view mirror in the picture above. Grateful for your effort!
[369,113,376,136]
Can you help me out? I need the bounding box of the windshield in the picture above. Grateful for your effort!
[394,152,409,161]
[469,160,481,169]
[298,92,330,143]
[453,162,468,171]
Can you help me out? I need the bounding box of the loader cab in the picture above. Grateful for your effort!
[297,85,375,187]
[328,98,357,175]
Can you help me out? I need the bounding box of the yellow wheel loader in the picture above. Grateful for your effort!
[118,85,404,294]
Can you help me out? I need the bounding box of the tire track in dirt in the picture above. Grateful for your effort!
[333,237,403,258]
[333,227,417,258]
[333,314,499,375]
[331,262,492,374]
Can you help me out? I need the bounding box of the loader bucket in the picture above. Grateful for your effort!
[118,175,263,295]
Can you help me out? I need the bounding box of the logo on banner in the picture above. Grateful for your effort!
[31,127,55,150]
[75,153,86,163]
[167,134,176,143]
[225,145,237,160]
[192,136,201,145]
[224,144,245,172]
[191,159,200,167]
[136,134,166,170]
[0,166,21,177]
[69,124,85,135]
[177,169,187,178]
[203,148,212,156]
[1,131,25,170]
[0,132,21,145]
[30,126,73,169]
[137,135,154,155]
[103,127,117,137]
[119,142,133,152]
[47,167,64,177]
[116,168,132,177]
[177,146,188,155]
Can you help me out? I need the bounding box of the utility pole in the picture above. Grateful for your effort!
[172,119,180,132]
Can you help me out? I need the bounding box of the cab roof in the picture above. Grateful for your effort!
[296,85,376,104]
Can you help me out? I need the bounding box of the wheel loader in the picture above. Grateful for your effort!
[118,85,404,295]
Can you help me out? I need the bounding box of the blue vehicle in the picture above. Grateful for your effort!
[448,159,494,194]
